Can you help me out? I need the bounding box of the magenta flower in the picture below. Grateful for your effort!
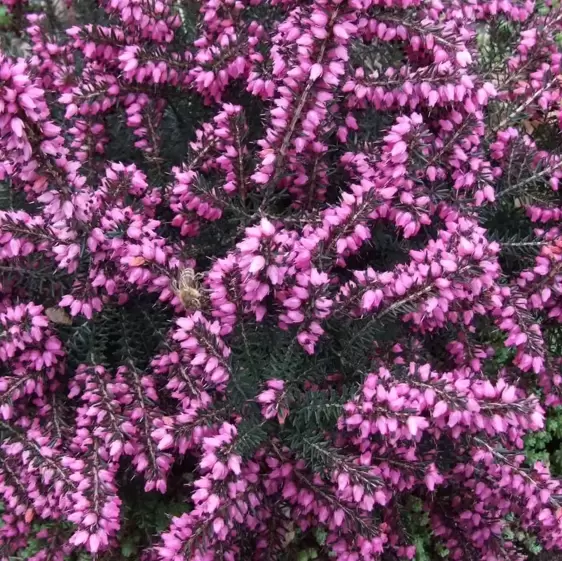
[0,0,561,560]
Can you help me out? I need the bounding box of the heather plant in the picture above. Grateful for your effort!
[0,0,561,560]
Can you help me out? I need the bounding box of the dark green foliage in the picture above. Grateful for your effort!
[398,497,450,561]
[116,493,191,559]
[525,329,562,477]
[503,513,544,558]
[524,407,562,474]
[60,298,173,371]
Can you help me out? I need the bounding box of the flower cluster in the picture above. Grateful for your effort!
[0,0,561,560]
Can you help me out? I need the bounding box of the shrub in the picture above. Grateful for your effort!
[0,0,561,560]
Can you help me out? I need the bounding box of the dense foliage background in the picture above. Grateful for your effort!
[0,0,561,560]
